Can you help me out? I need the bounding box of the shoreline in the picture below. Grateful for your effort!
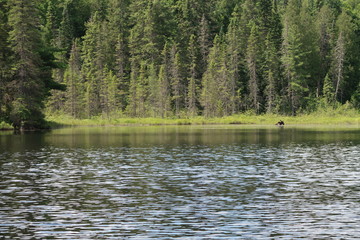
[46,114,360,128]
[2,112,360,131]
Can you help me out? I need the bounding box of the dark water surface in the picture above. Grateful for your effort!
[1,125,360,239]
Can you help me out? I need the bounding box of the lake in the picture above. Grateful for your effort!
[1,125,360,239]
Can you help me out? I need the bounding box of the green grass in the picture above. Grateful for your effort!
[46,107,360,128]
[0,122,13,130]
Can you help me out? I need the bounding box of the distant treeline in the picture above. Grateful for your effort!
[1,0,360,129]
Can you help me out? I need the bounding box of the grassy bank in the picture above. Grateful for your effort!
[0,122,13,130]
[46,108,360,128]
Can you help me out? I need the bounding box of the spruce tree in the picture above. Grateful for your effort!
[316,5,335,97]
[201,35,229,117]
[82,12,102,117]
[0,1,10,121]
[199,14,211,77]
[225,4,242,114]
[264,1,282,113]
[106,0,129,110]
[246,21,261,113]
[187,34,199,116]
[170,45,184,116]
[7,0,50,129]
[264,32,280,113]
[64,39,84,118]
[281,0,316,114]
[331,11,354,102]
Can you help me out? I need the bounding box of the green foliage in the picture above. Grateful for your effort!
[3,0,360,127]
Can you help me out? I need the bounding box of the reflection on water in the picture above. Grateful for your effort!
[1,126,360,239]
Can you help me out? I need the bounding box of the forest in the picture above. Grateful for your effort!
[1,0,360,129]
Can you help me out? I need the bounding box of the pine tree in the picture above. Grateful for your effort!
[127,1,157,117]
[264,32,280,113]
[170,44,184,116]
[157,43,172,117]
[106,0,129,110]
[155,64,171,117]
[264,1,282,113]
[58,1,74,54]
[187,34,199,116]
[198,14,211,78]
[331,11,354,102]
[43,0,61,46]
[0,1,10,121]
[7,0,49,129]
[322,73,335,106]
[225,4,242,114]
[201,35,228,117]
[127,58,138,117]
[316,4,335,97]
[82,11,116,117]
[82,12,101,117]
[281,0,317,115]
[135,62,149,117]
[64,39,84,118]
[246,21,261,113]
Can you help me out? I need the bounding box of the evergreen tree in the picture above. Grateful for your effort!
[106,0,129,110]
[82,11,116,117]
[225,4,242,114]
[264,32,281,113]
[156,64,171,117]
[1,0,360,123]
[126,58,139,117]
[64,39,84,118]
[158,43,172,117]
[281,0,317,114]
[331,11,355,102]
[170,44,184,116]
[82,12,102,117]
[198,14,211,77]
[187,34,199,116]
[264,1,282,113]
[7,0,54,129]
[127,1,157,116]
[135,62,149,117]
[201,35,229,117]
[316,4,335,97]
[0,0,10,121]
[322,73,335,105]
[246,21,262,113]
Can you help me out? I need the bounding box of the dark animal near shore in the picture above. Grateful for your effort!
[276,120,285,126]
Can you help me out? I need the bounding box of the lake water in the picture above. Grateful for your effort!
[1,125,360,239]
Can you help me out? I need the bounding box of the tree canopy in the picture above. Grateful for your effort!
[1,0,360,128]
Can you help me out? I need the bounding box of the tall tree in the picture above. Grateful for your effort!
[331,11,355,102]
[170,44,184,116]
[264,32,280,113]
[7,0,56,129]
[316,4,336,97]
[198,14,211,78]
[201,35,230,117]
[106,0,130,110]
[246,21,262,113]
[264,1,282,113]
[225,4,242,114]
[0,0,10,121]
[187,34,199,116]
[64,39,84,118]
[281,0,318,114]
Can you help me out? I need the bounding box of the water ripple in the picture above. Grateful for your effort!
[1,139,360,239]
